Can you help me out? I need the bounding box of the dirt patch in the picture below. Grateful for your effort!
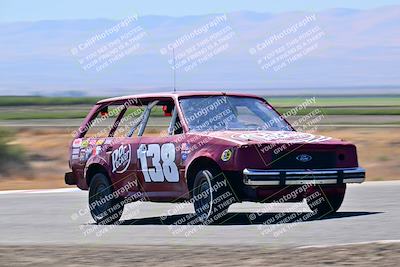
[0,127,399,190]
[0,243,399,266]
[0,128,72,189]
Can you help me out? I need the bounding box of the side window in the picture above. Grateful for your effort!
[113,105,146,137]
[140,101,182,137]
[84,104,125,138]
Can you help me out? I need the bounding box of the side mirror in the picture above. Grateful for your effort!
[162,105,173,117]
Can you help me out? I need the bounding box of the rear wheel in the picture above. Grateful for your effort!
[88,173,124,225]
[306,185,346,217]
[192,169,234,224]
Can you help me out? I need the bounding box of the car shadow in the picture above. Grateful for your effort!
[117,211,381,226]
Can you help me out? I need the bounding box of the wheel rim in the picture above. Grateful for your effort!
[195,174,213,221]
[92,183,109,217]
[199,180,211,210]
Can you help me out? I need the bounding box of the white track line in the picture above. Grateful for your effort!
[297,239,400,249]
[0,188,80,195]
[0,181,399,195]
[349,180,400,186]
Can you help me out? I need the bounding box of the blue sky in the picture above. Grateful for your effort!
[1,0,399,22]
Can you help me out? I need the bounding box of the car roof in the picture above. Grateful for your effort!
[96,91,264,104]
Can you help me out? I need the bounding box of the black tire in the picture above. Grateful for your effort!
[192,169,234,224]
[88,173,124,225]
[306,185,346,217]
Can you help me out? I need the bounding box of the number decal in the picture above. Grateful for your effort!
[137,144,151,182]
[137,143,179,182]
[161,143,179,182]
[147,144,164,182]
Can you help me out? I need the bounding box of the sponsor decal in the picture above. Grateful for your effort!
[71,154,79,160]
[79,150,86,162]
[78,147,92,162]
[84,148,92,160]
[72,148,80,154]
[92,146,102,156]
[81,140,89,148]
[221,149,232,162]
[180,143,190,161]
[181,143,190,151]
[72,138,82,148]
[296,154,312,162]
[89,139,97,146]
[96,139,105,146]
[231,132,332,143]
[112,144,132,173]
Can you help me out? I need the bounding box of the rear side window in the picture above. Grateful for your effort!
[81,98,183,138]
[113,106,146,137]
[84,104,125,138]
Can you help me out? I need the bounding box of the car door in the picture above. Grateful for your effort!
[105,105,146,196]
[106,137,141,195]
[135,102,187,201]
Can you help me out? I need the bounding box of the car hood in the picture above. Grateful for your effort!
[193,130,348,146]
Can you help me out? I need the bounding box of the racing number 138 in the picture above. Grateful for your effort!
[137,143,179,182]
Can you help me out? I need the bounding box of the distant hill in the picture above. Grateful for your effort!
[0,6,399,96]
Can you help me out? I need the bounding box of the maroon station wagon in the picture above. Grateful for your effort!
[65,92,365,224]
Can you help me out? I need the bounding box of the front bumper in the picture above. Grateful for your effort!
[243,167,365,186]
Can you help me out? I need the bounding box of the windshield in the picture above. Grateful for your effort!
[179,96,293,132]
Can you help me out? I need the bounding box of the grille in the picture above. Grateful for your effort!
[271,151,336,169]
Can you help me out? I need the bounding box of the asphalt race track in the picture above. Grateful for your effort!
[1,181,399,247]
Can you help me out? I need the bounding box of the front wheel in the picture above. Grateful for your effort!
[192,169,235,224]
[88,173,124,225]
[306,185,346,217]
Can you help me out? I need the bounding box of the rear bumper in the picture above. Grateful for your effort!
[64,172,77,185]
[243,167,365,186]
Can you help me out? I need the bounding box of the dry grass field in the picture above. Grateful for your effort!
[0,127,398,190]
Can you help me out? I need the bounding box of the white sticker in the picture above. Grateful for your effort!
[231,132,332,143]
[72,138,82,148]
[111,144,132,173]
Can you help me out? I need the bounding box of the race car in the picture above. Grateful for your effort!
[65,92,365,224]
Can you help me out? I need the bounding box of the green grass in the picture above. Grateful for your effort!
[276,108,400,116]
[267,96,400,107]
[0,96,399,120]
[0,107,165,120]
[0,111,89,120]
[0,96,101,106]
[1,95,399,107]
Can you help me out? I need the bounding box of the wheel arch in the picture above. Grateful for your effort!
[185,156,222,196]
[85,163,110,187]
